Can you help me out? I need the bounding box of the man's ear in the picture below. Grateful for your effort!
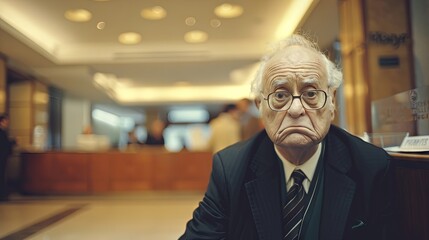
[254,98,261,109]
[331,90,337,106]
[330,90,337,120]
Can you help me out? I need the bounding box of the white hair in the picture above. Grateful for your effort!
[251,34,343,97]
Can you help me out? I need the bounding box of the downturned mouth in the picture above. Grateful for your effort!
[281,126,311,134]
[276,126,310,142]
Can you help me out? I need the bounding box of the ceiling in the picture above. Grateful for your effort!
[0,0,339,112]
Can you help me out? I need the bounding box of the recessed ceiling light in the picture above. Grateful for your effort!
[97,22,106,30]
[185,17,196,26]
[175,81,191,86]
[214,3,243,18]
[210,19,222,28]
[184,30,208,43]
[141,6,167,20]
[64,9,92,22]
[118,32,142,45]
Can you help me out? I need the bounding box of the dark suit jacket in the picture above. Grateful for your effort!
[180,125,399,240]
[0,128,15,161]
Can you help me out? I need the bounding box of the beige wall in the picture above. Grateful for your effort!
[411,0,429,88]
[61,97,92,149]
[10,82,32,147]
[9,80,48,148]
[339,0,414,135]
[339,0,369,135]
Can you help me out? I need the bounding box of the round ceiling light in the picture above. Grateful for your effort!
[185,17,196,26]
[118,32,142,45]
[97,22,106,30]
[64,9,92,22]
[184,30,208,43]
[141,6,167,20]
[210,19,222,28]
[214,3,243,18]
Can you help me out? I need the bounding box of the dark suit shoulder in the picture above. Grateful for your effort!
[330,125,390,158]
[213,132,264,182]
[328,125,391,173]
[328,126,400,240]
[211,131,273,202]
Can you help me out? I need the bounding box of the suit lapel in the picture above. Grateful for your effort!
[243,128,358,240]
[245,134,282,240]
[320,131,356,240]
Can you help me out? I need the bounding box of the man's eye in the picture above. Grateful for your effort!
[303,91,317,98]
[274,92,290,100]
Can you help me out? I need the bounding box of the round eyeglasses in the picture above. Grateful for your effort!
[262,90,328,112]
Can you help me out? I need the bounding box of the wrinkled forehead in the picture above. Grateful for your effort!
[262,46,328,89]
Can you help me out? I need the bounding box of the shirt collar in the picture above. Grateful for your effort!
[275,142,322,185]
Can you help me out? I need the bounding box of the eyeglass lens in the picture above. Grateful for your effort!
[268,90,326,111]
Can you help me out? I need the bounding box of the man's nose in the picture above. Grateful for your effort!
[287,98,305,117]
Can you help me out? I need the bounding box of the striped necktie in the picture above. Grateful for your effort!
[283,169,307,240]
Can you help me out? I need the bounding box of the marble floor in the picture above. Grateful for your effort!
[0,192,204,240]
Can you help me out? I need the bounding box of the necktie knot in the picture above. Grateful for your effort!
[291,169,306,186]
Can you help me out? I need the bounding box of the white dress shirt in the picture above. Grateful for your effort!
[275,143,322,193]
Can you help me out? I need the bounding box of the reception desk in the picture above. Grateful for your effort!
[19,148,429,238]
[20,148,213,194]
[390,152,429,240]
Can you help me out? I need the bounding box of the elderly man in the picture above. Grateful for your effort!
[180,34,399,240]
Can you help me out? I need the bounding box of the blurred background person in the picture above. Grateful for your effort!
[236,98,264,140]
[145,119,166,146]
[0,114,17,201]
[82,125,93,135]
[207,104,241,153]
[76,124,110,151]
[187,126,210,151]
[127,129,141,145]
[126,128,143,150]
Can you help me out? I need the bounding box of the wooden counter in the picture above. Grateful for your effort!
[389,152,429,240]
[20,148,213,194]
[19,149,429,239]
